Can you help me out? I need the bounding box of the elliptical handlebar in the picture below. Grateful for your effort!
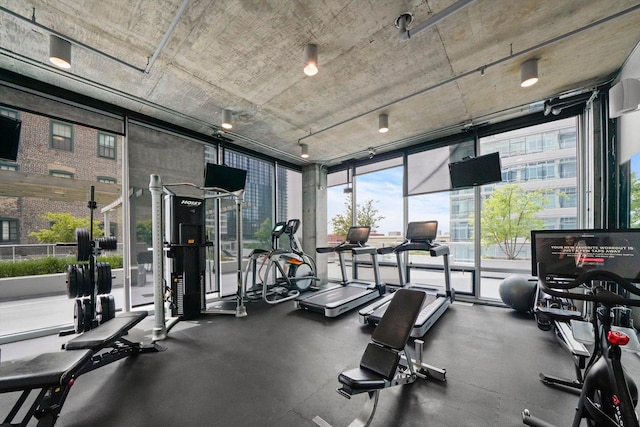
[537,262,640,307]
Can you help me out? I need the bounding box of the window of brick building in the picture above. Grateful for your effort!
[0,161,18,171]
[98,176,117,184]
[98,132,116,159]
[0,218,19,242]
[50,121,73,151]
[0,107,19,119]
[49,170,74,179]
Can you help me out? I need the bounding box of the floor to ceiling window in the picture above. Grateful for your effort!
[224,151,275,295]
[353,158,403,285]
[477,117,579,299]
[0,106,122,339]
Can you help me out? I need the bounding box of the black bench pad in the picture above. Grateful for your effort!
[339,367,387,390]
[65,311,147,351]
[0,349,92,393]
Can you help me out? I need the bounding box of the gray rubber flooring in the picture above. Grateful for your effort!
[2,296,640,426]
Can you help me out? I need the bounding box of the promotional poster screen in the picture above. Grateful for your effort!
[531,229,640,281]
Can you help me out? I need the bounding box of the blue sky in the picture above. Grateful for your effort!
[327,167,451,235]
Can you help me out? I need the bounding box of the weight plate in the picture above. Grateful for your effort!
[97,263,112,295]
[82,298,93,332]
[74,298,84,333]
[81,264,93,297]
[66,265,79,298]
[97,295,107,323]
[76,228,91,262]
[97,236,118,251]
[102,295,116,323]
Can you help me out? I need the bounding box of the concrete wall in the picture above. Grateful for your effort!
[0,269,124,301]
[301,164,327,283]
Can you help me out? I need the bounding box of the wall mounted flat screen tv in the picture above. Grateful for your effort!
[531,229,640,282]
[204,163,247,192]
[0,115,21,161]
[448,152,502,189]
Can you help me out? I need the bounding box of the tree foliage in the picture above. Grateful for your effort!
[477,184,545,260]
[331,194,384,238]
[29,212,104,243]
[631,172,640,228]
[136,219,153,245]
[254,217,273,249]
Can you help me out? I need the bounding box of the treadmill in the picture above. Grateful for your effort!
[358,221,455,337]
[294,226,385,317]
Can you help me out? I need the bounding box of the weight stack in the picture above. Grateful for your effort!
[164,195,206,320]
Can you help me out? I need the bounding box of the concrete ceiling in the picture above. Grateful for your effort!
[0,0,639,167]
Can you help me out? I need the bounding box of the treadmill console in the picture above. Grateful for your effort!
[346,226,370,245]
[406,221,437,243]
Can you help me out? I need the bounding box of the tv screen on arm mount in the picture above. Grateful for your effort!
[204,163,247,192]
[531,229,640,282]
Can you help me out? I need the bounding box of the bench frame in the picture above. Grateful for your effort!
[1,311,160,427]
[318,289,446,427]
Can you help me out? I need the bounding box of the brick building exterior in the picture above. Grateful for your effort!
[0,107,122,248]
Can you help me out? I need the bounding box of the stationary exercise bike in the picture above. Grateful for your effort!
[244,219,317,304]
[523,262,640,427]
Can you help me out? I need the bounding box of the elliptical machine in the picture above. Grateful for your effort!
[244,219,317,304]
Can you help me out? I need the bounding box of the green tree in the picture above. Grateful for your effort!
[254,217,273,249]
[29,212,104,243]
[477,184,545,260]
[631,171,640,227]
[136,219,153,245]
[331,194,384,238]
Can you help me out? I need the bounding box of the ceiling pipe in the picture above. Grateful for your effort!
[398,0,477,41]
[299,2,640,145]
[0,5,145,73]
[144,0,189,74]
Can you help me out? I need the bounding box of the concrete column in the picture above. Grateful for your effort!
[301,164,327,284]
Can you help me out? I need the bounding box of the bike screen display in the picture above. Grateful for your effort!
[531,229,640,282]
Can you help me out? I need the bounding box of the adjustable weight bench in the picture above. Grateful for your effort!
[0,311,156,427]
[314,289,446,427]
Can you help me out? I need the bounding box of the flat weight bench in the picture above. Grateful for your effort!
[0,311,158,427]
[314,289,446,427]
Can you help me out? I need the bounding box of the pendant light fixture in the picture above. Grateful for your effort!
[300,143,309,158]
[49,35,72,69]
[304,44,318,76]
[378,114,389,133]
[221,109,233,130]
[520,58,539,88]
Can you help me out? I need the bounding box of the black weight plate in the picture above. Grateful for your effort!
[104,263,112,294]
[76,228,91,262]
[97,263,112,295]
[74,298,84,333]
[96,263,104,294]
[66,265,79,298]
[97,295,107,323]
[97,236,118,251]
[107,295,116,321]
[81,264,93,297]
[82,297,93,332]
[100,295,116,323]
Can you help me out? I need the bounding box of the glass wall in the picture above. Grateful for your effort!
[354,158,403,285]
[477,117,579,299]
[326,169,350,281]
[0,106,122,338]
[324,117,580,300]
